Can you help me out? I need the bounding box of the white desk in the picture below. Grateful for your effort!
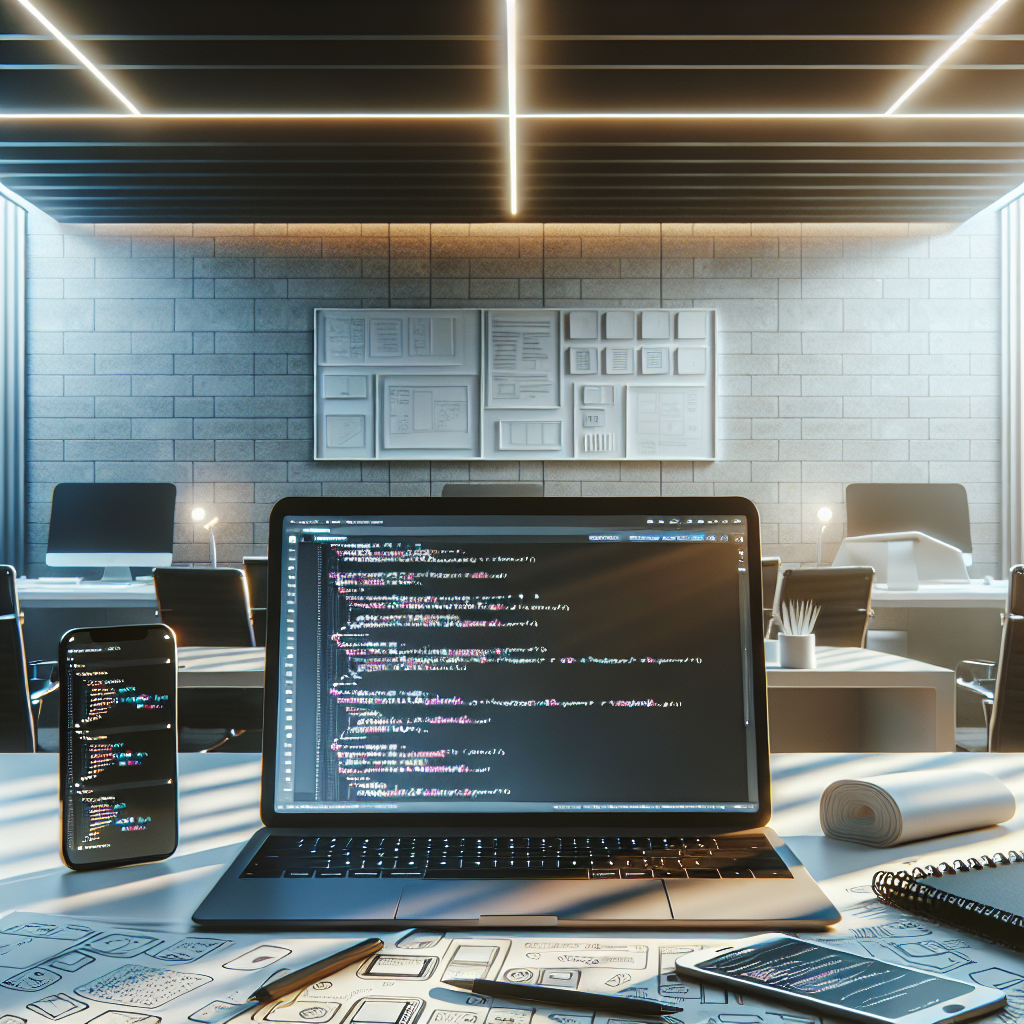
[4,751,1024,929]
[870,580,1008,610]
[15,578,158,608]
[178,646,265,688]
[767,646,955,753]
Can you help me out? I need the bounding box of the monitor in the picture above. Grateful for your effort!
[46,483,176,582]
[262,497,769,833]
[845,483,972,561]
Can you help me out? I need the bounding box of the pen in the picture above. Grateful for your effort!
[444,978,680,1017]
[206,937,384,1023]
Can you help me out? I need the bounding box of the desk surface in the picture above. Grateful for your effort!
[16,578,158,607]
[4,751,1024,929]
[870,579,1008,609]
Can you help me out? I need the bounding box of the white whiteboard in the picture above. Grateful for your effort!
[313,307,716,460]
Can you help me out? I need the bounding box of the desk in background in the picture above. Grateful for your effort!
[16,578,159,666]
[869,580,1006,671]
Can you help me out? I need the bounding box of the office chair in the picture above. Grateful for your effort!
[987,614,1024,752]
[243,556,268,646]
[760,557,781,638]
[153,567,256,648]
[1010,564,1024,616]
[773,566,874,648]
[0,565,36,752]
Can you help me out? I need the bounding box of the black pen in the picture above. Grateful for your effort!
[206,937,384,1023]
[444,978,680,1017]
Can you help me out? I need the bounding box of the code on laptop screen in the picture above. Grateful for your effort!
[274,514,759,814]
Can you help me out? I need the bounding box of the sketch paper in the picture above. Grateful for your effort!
[640,348,670,375]
[486,313,559,409]
[604,311,635,341]
[382,377,476,450]
[322,317,368,364]
[675,349,706,376]
[369,320,403,359]
[627,387,703,458]
[566,311,598,340]
[323,376,369,400]
[568,348,598,375]
[604,347,634,375]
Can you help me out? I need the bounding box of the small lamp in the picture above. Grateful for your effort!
[192,507,219,568]
[816,506,833,567]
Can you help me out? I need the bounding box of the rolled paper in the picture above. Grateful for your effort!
[820,768,1016,847]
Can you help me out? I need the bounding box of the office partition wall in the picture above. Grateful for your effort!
[0,196,25,574]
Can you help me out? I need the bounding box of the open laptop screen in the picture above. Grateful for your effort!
[268,500,764,821]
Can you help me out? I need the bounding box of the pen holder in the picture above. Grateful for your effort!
[779,633,815,670]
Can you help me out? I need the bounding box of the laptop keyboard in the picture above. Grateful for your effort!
[241,835,792,880]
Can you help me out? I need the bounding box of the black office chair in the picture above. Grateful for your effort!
[0,565,36,752]
[243,556,268,646]
[773,566,874,648]
[761,557,780,639]
[1010,564,1024,617]
[153,567,255,648]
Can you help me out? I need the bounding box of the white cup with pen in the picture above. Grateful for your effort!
[777,599,820,670]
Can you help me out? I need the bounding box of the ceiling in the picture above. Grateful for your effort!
[0,0,1022,223]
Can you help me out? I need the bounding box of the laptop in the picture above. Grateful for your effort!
[194,496,839,929]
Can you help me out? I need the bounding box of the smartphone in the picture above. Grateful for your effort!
[675,934,1005,1024]
[59,624,178,870]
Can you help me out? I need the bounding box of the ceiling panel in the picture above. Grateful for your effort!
[0,0,1021,222]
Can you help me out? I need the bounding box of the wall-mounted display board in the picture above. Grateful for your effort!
[314,307,716,461]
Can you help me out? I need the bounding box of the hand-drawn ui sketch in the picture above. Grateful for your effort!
[6,901,1024,1024]
[313,308,716,461]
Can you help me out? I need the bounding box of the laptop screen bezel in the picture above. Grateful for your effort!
[261,496,771,831]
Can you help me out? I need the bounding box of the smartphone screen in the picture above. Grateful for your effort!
[681,937,989,1023]
[60,625,178,869]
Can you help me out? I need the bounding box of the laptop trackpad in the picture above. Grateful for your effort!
[396,880,671,921]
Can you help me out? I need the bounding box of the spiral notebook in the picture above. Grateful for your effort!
[873,851,1024,950]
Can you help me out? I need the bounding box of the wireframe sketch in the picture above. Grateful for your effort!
[84,936,160,958]
[382,378,475,450]
[498,421,563,451]
[568,348,598,375]
[75,965,212,1008]
[626,386,703,458]
[24,992,88,1020]
[325,415,366,449]
[323,376,369,400]
[222,946,291,971]
[1,968,59,992]
[147,939,230,964]
[370,319,403,359]
[486,313,559,408]
[322,316,368,364]
[48,951,94,972]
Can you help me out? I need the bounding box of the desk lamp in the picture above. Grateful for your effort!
[816,506,832,566]
[192,507,220,568]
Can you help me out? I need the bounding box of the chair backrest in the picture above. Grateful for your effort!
[153,567,255,648]
[776,565,874,648]
[0,565,35,752]
[243,556,268,646]
[760,557,780,637]
[990,614,1024,752]
[1010,565,1024,617]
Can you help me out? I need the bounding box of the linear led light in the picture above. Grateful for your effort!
[885,0,1014,115]
[12,0,141,114]
[507,0,518,215]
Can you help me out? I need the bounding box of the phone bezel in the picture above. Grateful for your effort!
[58,623,179,871]
[674,933,1005,1024]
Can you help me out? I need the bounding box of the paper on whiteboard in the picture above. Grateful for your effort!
[486,313,559,408]
[626,387,702,459]
[322,316,368,364]
[382,377,476,450]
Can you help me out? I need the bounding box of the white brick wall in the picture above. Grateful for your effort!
[24,215,1002,576]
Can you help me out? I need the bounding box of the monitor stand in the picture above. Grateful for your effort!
[98,566,134,583]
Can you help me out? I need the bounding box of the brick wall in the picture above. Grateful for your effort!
[24,214,1002,577]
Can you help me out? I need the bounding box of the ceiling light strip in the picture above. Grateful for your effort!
[12,0,141,114]
[885,0,1014,115]
[506,0,518,215]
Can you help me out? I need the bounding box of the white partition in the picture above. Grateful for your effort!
[314,306,716,461]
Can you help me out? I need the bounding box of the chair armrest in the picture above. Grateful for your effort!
[28,659,59,703]
[957,678,995,702]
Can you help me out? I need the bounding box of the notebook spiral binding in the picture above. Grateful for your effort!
[872,850,1024,952]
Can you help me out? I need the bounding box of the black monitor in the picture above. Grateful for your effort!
[845,483,972,558]
[46,483,176,582]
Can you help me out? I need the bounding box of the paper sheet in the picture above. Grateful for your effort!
[820,769,1016,847]
[6,894,1024,1024]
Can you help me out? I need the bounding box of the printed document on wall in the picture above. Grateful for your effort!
[485,311,560,409]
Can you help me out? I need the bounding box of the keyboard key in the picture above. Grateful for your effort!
[687,869,720,878]
[590,869,619,879]
[752,868,792,878]
[284,870,314,878]
[349,870,381,878]
[719,868,754,878]
[621,869,654,879]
